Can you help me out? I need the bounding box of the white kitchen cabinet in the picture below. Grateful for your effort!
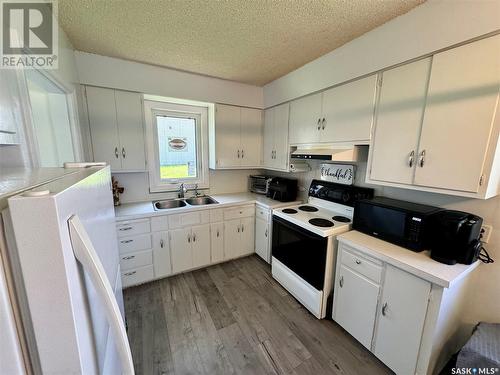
[289,93,322,145]
[224,219,241,260]
[263,103,290,171]
[413,35,500,193]
[369,58,432,185]
[240,217,255,256]
[321,75,377,143]
[255,216,269,262]
[86,86,145,172]
[211,104,262,169]
[170,228,193,273]
[191,224,211,268]
[210,222,224,263]
[152,231,172,278]
[334,264,380,349]
[367,35,500,199]
[374,265,431,375]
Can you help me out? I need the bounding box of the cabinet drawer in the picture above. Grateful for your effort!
[151,216,168,232]
[119,249,153,271]
[121,265,154,288]
[341,247,382,284]
[255,206,270,221]
[118,233,152,254]
[210,208,224,223]
[116,219,150,237]
[169,210,210,229]
[223,205,255,220]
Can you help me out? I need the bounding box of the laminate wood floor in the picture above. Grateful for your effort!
[124,255,391,375]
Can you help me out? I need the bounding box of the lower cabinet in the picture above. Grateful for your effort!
[373,265,431,375]
[152,231,172,278]
[255,216,270,262]
[334,264,380,349]
[170,228,192,273]
[210,222,224,263]
[191,224,211,268]
[225,217,255,258]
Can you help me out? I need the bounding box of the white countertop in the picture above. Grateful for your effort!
[114,192,302,220]
[337,231,480,288]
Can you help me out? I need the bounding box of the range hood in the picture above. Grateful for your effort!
[290,146,359,162]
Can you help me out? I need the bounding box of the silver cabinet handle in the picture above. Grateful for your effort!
[160,239,164,248]
[241,150,244,158]
[408,150,415,168]
[119,227,132,231]
[339,276,344,288]
[241,224,244,232]
[187,234,191,243]
[120,239,133,244]
[382,302,388,316]
[193,233,196,242]
[122,255,135,260]
[265,229,268,237]
[355,259,361,265]
[317,118,321,130]
[419,150,426,167]
[237,225,240,233]
[124,271,136,276]
[122,147,126,158]
[322,118,326,130]
[237,150,240,158]
[114,147,119,158]
[216,230,219,238]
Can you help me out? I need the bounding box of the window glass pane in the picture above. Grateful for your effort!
[156,115,197,179]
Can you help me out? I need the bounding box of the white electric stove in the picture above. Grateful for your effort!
[271,180,374,318]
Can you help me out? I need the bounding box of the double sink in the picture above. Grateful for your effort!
[153,196,218,210]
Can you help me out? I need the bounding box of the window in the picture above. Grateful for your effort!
[144,99,209,192]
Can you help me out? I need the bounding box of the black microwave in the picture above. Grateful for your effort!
[353,197,442,251]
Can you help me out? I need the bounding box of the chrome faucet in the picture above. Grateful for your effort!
[194,184,201,197]
[178,183,187,198]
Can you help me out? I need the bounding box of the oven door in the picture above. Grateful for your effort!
[272,216,328,290]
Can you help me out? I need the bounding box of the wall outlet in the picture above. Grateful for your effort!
[480,224,492,243]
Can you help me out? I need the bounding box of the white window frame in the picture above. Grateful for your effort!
[144,100,209,192]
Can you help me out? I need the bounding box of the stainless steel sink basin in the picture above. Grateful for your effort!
[184,196,218,205]
[153,199,187,210]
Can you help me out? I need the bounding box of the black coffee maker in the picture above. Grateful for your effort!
[428,210,483,265]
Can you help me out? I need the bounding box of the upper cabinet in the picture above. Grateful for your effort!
[367,34,500,199]
[210,104,262,169]
[86,86,146,172]
[288,75,377,145]
[263,103,290,171]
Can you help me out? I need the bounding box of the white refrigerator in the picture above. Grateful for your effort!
[0,165,133,374]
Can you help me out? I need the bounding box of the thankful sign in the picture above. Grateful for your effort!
[320,164,354,185]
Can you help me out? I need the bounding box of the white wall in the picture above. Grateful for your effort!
[75,52,264,108]
[264,0,500,107]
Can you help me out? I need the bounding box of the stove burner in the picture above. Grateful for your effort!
[332,216,351,223]
[282,208,298,214]
[299,205,319,212]
[309,218,334,227]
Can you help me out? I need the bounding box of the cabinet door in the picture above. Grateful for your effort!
[334,265,379,349]
[215,104,241,168]
[263,108,275,168]
[321,75,377,143]
[191,224,211,268]
[374,265,431,375]
[255,217,270,262]
[152,231,171,278]
[414,35,500,192]
[289,93,322,144]
[86,86,121,170]
[240,217,255,256]
[210,223,224,263]
[240,108,262,167]
[169,228,192,273]
[273,103,290,170]
[224,219,241,260]
[369,59,431,184]
[115,90,145,171]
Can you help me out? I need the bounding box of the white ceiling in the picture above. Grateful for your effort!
[58,0,425,86]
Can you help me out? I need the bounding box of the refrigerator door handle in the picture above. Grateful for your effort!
[68,215,134,375]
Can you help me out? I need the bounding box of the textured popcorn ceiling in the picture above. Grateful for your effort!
[58,0,425,86]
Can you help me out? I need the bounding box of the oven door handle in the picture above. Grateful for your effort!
[272,215,324,240]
